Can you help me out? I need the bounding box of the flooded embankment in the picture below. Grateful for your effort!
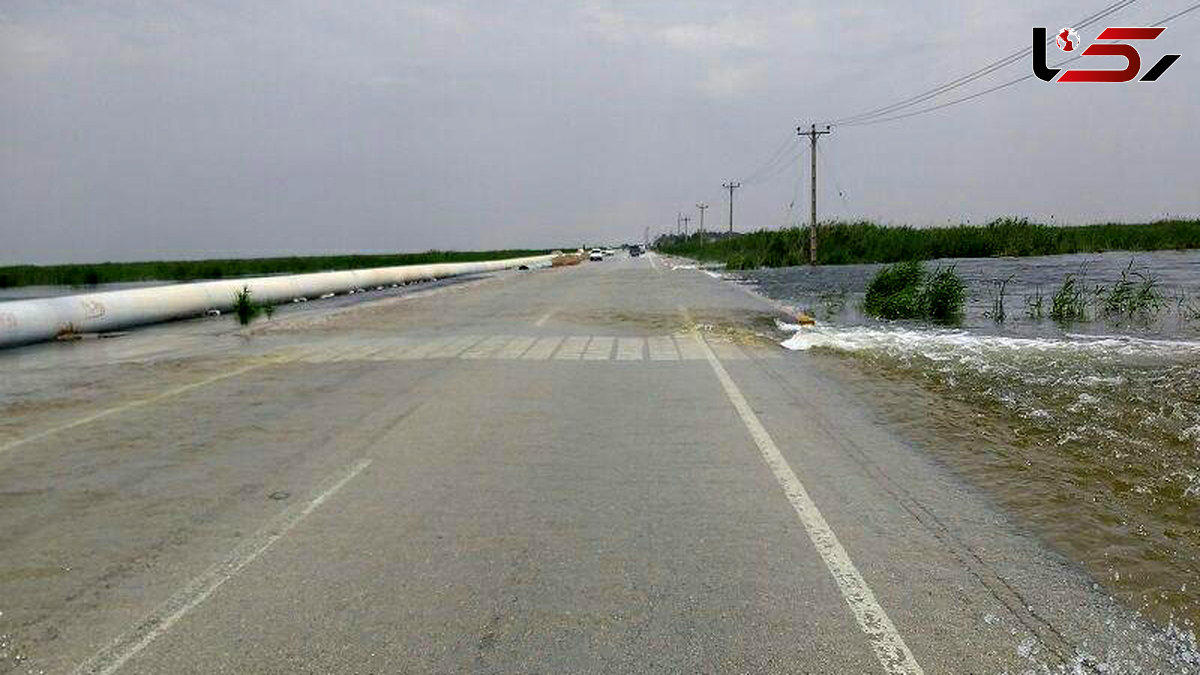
[726,250,1200,633]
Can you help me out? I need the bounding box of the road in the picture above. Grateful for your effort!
[0,253,1188,674]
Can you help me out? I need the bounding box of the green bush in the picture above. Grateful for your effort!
[863,261,925,320]
[923,265,967,323]
[232,286,262,326]
[863,261,966,323]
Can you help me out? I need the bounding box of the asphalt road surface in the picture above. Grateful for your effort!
[0,253,1190,674]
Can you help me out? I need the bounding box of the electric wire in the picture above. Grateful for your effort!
[830,0,1140,125]
[840,0,1200,127]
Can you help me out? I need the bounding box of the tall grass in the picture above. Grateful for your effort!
[1099,260,1165,322]
[862,261,966,323]
[1050,272,1089,324]
[656,218,1200,269]
[0,249,555,289]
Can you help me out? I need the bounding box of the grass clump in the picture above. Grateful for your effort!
[1024,286,1045,320]
[1099,259,1165,323]
[862,261,965,323]
[984,274,1015,323]
[232,286,268,326]
[863,261,924,319]
[1050,272,1089,324]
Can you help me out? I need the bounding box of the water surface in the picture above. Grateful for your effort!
[726,250,1200,632]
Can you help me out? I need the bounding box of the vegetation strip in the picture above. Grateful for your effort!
[0,249,556,289]
[656,219,1200,269]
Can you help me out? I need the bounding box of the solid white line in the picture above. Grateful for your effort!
[70,458,372,675]
[693,335,925,675]
[534,310,555,327]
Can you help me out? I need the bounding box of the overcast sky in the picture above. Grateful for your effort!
[2,1,1197,264]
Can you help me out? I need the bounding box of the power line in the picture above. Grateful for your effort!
[740,135,802,185]
[831,0,1140,125]
[841,0,1200,128]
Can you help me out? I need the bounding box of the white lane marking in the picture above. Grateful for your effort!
[397,336,452,360]
[554,336,590,360]
[583,336,615,360]
[672,335,706,360]
[647,336,679,361]
[648,252,660,272]
[694,335,925,675]
[0,360,275,458]
[616,337,645,361]
[521,336,564,360]
[497,336,538,359]
[428,335,485,359]
[534,310,555,327]
[71,458,372,675]
[461,335,513,359]
[708,340,749,361]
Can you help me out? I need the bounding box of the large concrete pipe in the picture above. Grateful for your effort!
[0,254,555,349]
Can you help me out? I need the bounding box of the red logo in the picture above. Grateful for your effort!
[1056,27,1079,52]
[1033,26,1180,82]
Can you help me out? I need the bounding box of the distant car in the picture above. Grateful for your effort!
[603,248,615,256]
[629,247,642,257]
[589,249,604,261]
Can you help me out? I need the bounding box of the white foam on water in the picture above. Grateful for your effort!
[779,323,1200,361]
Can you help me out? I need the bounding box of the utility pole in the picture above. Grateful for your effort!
[797,124,831,264]
[722,182,741,234]
[681,215,691,236]
[696,203,708,244]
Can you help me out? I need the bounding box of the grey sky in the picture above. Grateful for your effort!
[2,1,1197,264]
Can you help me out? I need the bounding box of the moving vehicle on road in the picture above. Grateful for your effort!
[589,249,604,261]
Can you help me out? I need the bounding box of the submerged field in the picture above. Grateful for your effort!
[0,249,556,289]
[658,219,1200,269]
[716,249,1200,632]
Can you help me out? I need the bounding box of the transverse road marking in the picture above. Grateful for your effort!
[521,336,564,360]
[616,337,645,361]
[534,310,555,327]
[647,336,679,361]
[583,336,615,360]
[70,458,372,675]
[694,334,925,675]
[554,336,590,360]
[497,336,538,359]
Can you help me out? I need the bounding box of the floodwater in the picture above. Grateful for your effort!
[725,250,1200,633]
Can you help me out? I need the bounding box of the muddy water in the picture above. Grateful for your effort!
[724,250,1200,633]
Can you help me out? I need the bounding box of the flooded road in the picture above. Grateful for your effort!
[726,250,1200,633]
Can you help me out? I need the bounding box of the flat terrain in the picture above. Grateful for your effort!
[0,253,1189,674]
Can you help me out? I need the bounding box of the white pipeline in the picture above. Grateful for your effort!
[0,255,554,349]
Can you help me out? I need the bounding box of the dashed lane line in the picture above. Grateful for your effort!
[69,458,372,675]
